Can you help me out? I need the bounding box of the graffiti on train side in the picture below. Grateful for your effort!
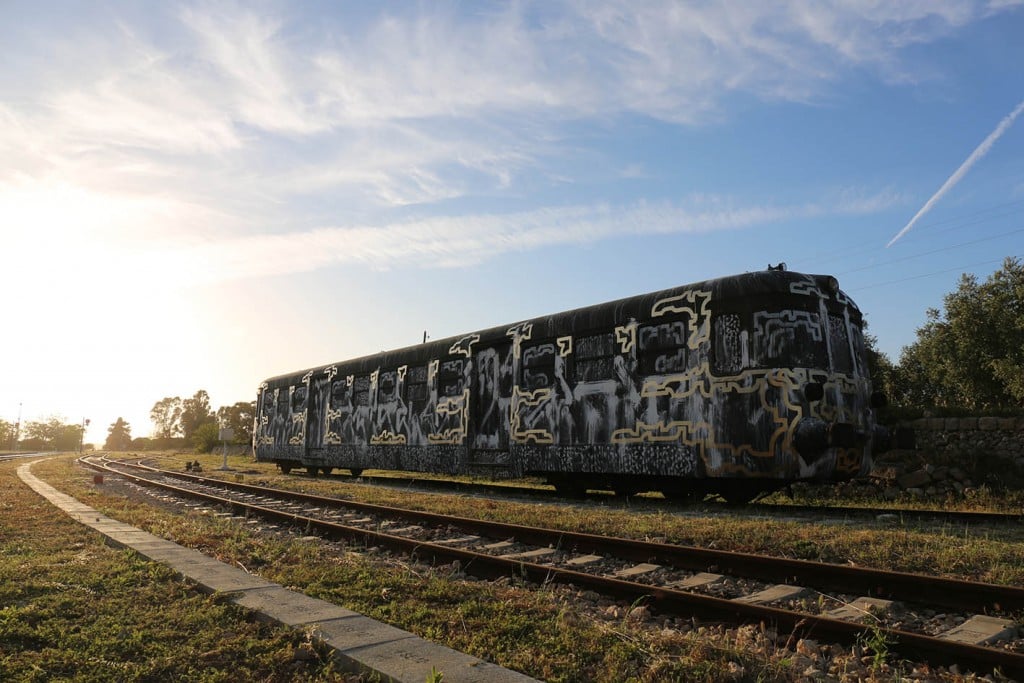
[255,278,869,477]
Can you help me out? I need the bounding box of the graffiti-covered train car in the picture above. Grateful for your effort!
[253,268,889,503]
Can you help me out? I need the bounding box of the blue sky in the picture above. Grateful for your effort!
[2,1,1023,445]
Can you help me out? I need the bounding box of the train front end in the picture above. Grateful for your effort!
[705,270,887,493]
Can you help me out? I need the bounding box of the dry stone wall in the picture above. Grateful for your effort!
[869,416,1024,496]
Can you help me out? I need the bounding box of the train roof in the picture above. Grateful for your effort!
[259,269,857,388]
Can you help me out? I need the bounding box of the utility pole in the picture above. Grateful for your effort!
[79,417,89,453]
[13,402,21,452]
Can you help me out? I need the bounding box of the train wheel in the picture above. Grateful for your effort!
[349,468,363,477]
[279,463,292,475]
[320,467,334,476]
[307,466,319,477]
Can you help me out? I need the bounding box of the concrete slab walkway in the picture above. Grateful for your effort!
[19,461,537,683]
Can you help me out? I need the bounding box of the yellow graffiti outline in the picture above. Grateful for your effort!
[324,407,343,444]
[557,336,573,357]
[371,430,408,445]
[651,289,712,348]
[611,365,802,461]
[428,388,470,444]
[506,322,533,359]
[615,322,637,354]
[288,411,306,445]
[449,334,480,358]
[510,385,554,444]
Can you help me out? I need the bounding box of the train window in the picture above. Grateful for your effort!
[712,314,744,375]
[262,392,275,415]
[829,314,854,375]
[330,379,348,407]
[712,308,827,373]
[751,310,826,369]
[353,376,370,407]
[438,359,465,398]
[291,386,307,412]
[575,332,616,382]
[407,366,429,409]
[850,324,869,378]
[522,342,557,390]
[377,370,399,402]
[638,319,689,375]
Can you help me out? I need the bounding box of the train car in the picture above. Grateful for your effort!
[253,268,888,503]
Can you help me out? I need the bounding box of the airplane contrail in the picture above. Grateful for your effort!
[887,98,1024,248]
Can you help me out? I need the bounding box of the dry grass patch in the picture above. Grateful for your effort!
[0,456,356,682]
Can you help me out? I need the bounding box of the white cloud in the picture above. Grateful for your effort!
[135,189,903,286]
[0,1,1013,254]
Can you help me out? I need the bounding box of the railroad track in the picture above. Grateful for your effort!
[82,455,1024,679]
[0,451,45,462]
[136,454,1024,527]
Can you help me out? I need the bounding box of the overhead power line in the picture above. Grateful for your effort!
[847,255,1023,292]
[836,226,1024,276]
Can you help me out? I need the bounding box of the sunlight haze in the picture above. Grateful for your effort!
[3,1,1023,445]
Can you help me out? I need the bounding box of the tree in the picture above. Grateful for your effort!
[192,422,221,453]
[216,401,256,444]
[23,416,82,451]
[0,419,14,450]
[130,436,153,450]
[104,418,132,451]
[892,257,1024,411]
[180,390,216,442]
[150,397,183,439]
[862,324,896,401]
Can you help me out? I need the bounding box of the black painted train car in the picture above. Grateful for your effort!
[253,269,888,502]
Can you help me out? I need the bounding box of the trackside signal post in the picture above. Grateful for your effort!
[218,427,234,470]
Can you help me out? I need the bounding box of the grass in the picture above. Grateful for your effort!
[16,454,797,682]
[0,456,349,682]
[12,451,1021,681]
[172,452,1024,586]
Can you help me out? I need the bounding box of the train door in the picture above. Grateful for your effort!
[305,374,328,453]
[471,342,513,464]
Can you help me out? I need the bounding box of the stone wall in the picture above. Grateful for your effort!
[871,416,1024,494]
[904,416,1024,468]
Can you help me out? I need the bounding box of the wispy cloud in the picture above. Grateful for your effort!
[887,98,1024,247]
[132,189,903,286]
[0,1,1012,260]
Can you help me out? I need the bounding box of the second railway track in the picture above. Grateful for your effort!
[83,455,1024,679]
[273,467,1024,528]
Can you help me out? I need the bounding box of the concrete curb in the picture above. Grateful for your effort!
[18,460,538,683]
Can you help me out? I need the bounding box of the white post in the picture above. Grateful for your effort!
[218,427,234,470]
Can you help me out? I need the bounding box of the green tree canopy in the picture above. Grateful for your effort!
[0,419,15,449]
[892,257,1024,411]
[23,416,83,451]
[180,390,216,441]
[150,397,182,439]
[216,401,256,444]
[192,421,221,453]
[104,417,132,451]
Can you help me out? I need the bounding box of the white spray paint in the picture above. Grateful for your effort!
[887,99,1024,248]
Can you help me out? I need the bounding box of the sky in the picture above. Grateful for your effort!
[2,1,1023,446]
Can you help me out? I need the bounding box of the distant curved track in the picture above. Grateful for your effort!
[0,452,44,462]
